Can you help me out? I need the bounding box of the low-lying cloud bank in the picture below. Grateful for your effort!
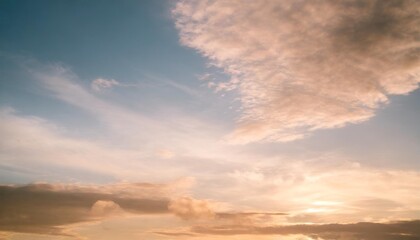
[174,0,420,143]
[0,183,170,235]
[189,220,420,240]
[0,182,285,237]
[2,182,420,240]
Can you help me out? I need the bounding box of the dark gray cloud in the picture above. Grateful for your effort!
[333,0,419,56]
[0,184,169,235]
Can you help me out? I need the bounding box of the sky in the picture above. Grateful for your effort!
[0,0,420,239]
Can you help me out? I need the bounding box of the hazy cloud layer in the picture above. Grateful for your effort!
[214,156,420,224]
[0,107,155,179]
[174,0,420,143]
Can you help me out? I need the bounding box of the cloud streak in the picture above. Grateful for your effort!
[190,220,420,240]
[91,78,120,92]
[173,0,420,143]
[0,107,152,179]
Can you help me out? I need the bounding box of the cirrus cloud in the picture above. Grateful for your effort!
[91,78,120,92]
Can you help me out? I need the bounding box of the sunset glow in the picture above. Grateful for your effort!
[1,0,420,239]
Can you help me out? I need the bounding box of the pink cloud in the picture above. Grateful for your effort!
[174,0,420,143]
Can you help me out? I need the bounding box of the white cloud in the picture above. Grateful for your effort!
[173,0,420,143]
[91,78,120,92]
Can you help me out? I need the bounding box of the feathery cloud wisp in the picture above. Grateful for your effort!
[91,78,120,92]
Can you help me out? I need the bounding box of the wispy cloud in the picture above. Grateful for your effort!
[144,73,205,99]
[91,78,120,92]
[90,78,141,92]
[31,64,155,137]
[0,107,151,179]
[0,62,230,181]
[173,0,420,143]
[29,63,225,157]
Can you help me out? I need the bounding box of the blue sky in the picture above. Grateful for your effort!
[1,1,420,239]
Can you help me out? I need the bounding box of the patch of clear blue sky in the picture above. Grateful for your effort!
[0,0,194,78]
[1,0,420,175]
[0,0,236,132]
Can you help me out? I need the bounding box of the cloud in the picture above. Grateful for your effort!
[31,65,154,134]
[144,73,205,99]
[2,179,419,239]
[216,157,420,223]
[0,107,151,179]
[5,109,418,225]
[90,200,124,217]
[0,183,171,235]
[216,212,287,225]
[91,78,120,92]
[217,212,286,219]
[2,182,276,237]
[27,63,227,162]
[190,220,420,240]
[173,0,420,143]
[168,197,215,220]
[0,99,239,202]
[154,231,198,237]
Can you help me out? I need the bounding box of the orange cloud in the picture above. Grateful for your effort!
[169,197,215,220]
